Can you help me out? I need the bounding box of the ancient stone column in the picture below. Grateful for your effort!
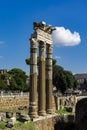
[29,37,38,118]
[38,41,46,116]
[46,44,53,114]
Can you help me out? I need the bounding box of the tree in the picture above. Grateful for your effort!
[25,57,78,94]
[64,71,78,90]
[65,71,73,88]
[53,65,67,94]
[0,78,7,90]
[0,73,10,90]
[53,58,57,66]
[8,76,17,91]
[8,68,28,91]
[25,57,40,66]
[53,60,77,94]
[25,58,30,65]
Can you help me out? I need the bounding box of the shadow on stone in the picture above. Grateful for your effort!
[75,98,87,130]
[54,114,75,130]
[54,121,75,130]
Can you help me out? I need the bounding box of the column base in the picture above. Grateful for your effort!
[29,104,38,118]
[38,110,46,116]
[29,112,38,119]
[46,109,54,114]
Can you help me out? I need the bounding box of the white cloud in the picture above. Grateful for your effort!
[55,56,61,60]
[52,27,81,46]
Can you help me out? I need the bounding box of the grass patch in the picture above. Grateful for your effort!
[56,107,74,114]
[0,121,36,130]
[14,121,36,130]
[28,121,36,130]
[0,109,18,113]
[0,121,6,129]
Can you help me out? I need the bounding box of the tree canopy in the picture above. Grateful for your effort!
[25,58,77,94]
[8,68,28,91]
[0,68,29,92]
[53,62,77,94]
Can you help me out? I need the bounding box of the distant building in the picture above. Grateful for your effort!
[74,74,87,90]
[26,77,30,86]
[0,69,7,74]
[74,74,87,84]
[0,69,10,86]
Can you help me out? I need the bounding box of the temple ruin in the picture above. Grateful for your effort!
[29,21,55,118]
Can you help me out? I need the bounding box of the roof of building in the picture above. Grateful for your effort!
[74,74,87,79]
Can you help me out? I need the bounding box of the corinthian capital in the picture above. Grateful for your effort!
[30,38,38,48]
[46,44,53,54]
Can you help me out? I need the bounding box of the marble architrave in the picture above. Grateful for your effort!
[35,29,52,44]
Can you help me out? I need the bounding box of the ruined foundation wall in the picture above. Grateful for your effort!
[0,97,29,110]
[0,95,86,111]
[0,96,56,110]
[34,114,75,130]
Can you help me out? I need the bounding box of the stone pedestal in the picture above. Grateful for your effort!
[38,41,46,116]
[29,38,38,118]
[46,44,53,114]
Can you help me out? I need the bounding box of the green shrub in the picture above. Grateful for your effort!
[56,107,73,114]
[65,107,72,112]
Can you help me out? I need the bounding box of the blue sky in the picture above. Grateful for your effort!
[0,0,87,75]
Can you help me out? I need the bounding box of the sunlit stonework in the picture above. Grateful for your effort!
[29,22,55,118]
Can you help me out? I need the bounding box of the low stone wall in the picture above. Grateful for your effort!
[0,113,75,130]
[0,95,86,111]
[0,97,29,110]
[54,96,87,112]
[34,114,75,130]
[0,96,56,111]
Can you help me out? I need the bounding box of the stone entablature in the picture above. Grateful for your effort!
[31,21,55,44]
[33,28,53,44]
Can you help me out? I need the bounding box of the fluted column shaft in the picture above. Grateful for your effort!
[46,44,53,114]
[38,41,46,116]
[29,38,38,118]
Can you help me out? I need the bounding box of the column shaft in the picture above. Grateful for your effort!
[38,41,46,116]
[29,38,38,118]
[46,44,53,114]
